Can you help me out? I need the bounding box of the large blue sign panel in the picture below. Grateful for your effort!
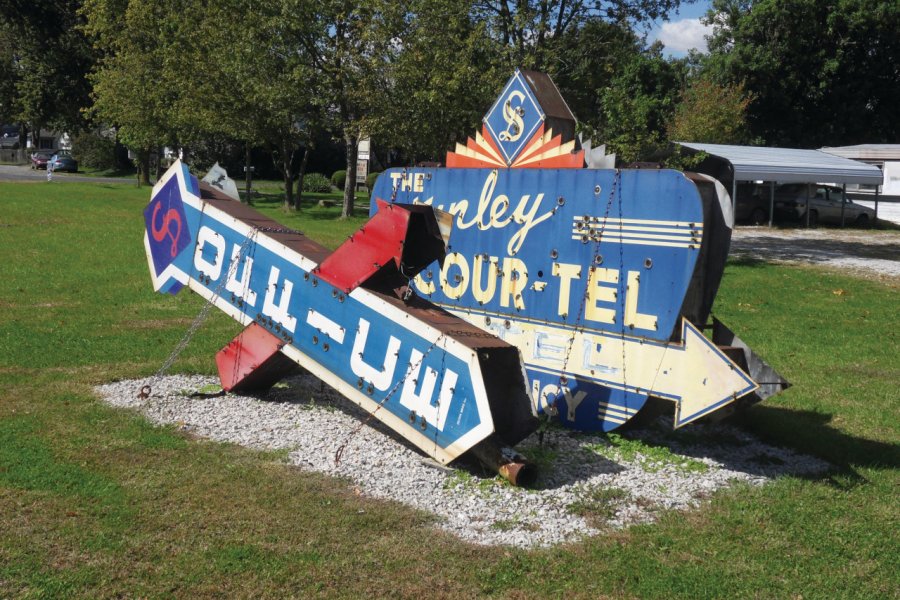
[371,167,754,431]
[145,164,496,462]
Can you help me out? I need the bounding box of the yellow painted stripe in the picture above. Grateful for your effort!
[597,412,628,424]
[571,229,698,242]
[576,216,701,228]
[572,222,701,235]
[570,235,698,249]
[474,130,503,163]
[597,401,639,416]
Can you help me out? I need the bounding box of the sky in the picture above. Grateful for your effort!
[647,0,714,58]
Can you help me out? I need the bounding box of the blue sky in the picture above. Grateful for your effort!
[646,0,714,58]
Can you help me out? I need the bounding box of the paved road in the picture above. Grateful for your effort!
[0,164,135,185]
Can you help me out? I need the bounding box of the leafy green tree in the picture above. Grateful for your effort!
[387,0,506,163]
[178,0,323,209]
[550,19,652,142]
[304,0,410,218]
[596,45,687,162]
[667,77,753,144]
[81,0,181,184]
[474,0,686,70]
[702,0,900,146]
[0,0,94,148]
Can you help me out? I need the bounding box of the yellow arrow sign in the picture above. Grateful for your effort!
[454,311,758,427]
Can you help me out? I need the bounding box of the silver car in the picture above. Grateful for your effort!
[773,184,875,227]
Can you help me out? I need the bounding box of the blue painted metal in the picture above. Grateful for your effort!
[144,162,531,464]
[483,70,546,166]
[370,167,755,431]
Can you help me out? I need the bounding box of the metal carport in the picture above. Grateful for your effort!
[675,142,885,227]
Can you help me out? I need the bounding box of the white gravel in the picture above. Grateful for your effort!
[96,373,829,548]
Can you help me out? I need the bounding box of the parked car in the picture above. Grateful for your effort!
[734,183,771,225]
[30,151,52,169]
[47,152,78,173]
[773,183,875,227]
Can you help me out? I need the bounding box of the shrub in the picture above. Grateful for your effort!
[366,171,381,190]
[302,172,332,193]
[330,169,346,190]
[71,130,117,170]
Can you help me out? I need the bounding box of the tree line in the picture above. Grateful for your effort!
[1,0,897,216]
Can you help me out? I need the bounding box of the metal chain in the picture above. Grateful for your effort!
[547,170,622,426]
[138,226,260,400]
[334,333,445,466]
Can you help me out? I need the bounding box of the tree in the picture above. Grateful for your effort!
[473,0,686,70]
[387,0,506,163]
[81,0,182,184]
[300,0,410,218]
[0,0,94,148]
[549,19,653,142]
[177,0,324,210]
[702,0,900,147]
[595,45,687,162]
[667,77,753,144]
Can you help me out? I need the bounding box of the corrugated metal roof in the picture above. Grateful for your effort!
[677,142,884,185]
[821,144,900,162]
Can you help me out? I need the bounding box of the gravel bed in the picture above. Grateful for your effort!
[97,374,829,548]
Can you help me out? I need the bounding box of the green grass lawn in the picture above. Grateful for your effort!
[1,181,897,598]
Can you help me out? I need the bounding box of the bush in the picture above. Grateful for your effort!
[330,169,346,190]
[366,171,381,190]
[71,130,117,170]
[302,172,332,193]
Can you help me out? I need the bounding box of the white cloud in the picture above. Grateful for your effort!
[657,18,713,53]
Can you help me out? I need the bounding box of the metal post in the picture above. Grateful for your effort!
[875,185,880,224]
[769,181,775,227]
[840,183,846,227]
[732,177,738,224]
[805,184,811,228]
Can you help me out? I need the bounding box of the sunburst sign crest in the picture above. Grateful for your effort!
[446,69,584,169]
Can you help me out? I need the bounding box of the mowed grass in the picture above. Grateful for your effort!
[0,181,898,598]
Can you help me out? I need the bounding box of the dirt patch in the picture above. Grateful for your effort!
[730,227,900,281]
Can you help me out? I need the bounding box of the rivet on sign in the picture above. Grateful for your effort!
[312,335,318,345]
[557,196,565,206]
[594,185,601,195]
[303,273,310,281]
[312,279,318,287]
[367,384,374,395]
[357,378,364,389]
[595,255,603,265]
[409,411,417,424]
[644,258,653,269]
[559,375,568,385]
[550,249,558,259]
[504,320,511,329]
[485,317,492,326]
[323,343,329,352]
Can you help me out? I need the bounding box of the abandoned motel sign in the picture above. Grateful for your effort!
[143,69,786,483]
